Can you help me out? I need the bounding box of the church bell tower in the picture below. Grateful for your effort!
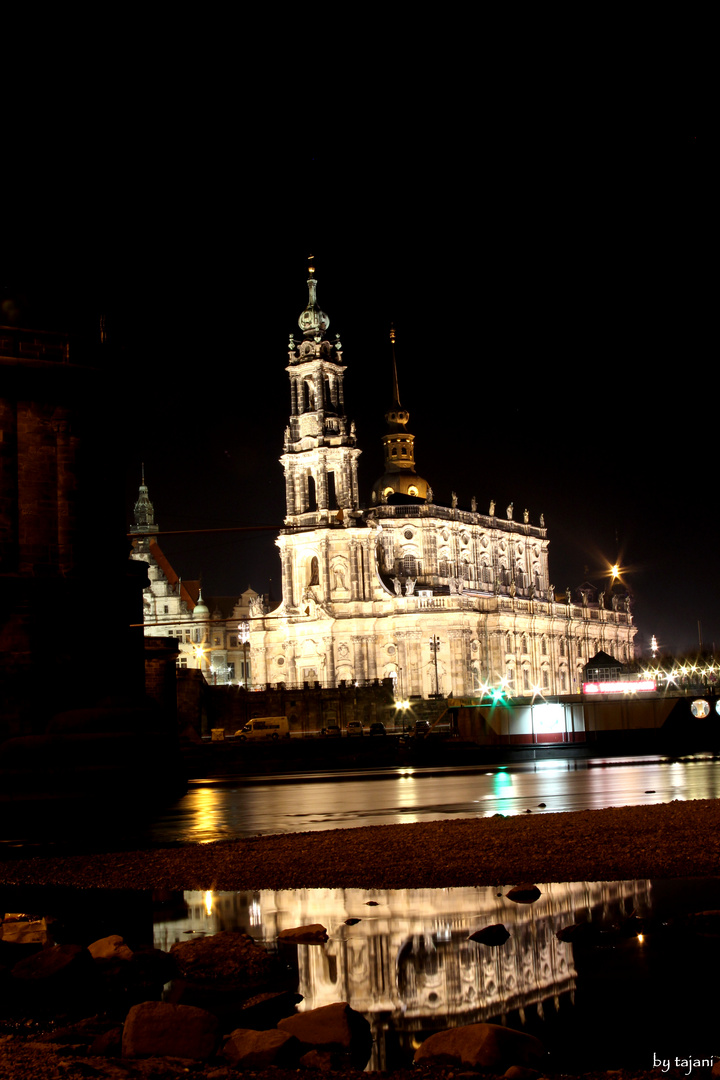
[281,268,361,525]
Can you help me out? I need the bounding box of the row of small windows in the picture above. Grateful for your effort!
[504,636,629,661]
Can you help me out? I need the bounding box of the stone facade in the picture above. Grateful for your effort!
[249,272,637,699]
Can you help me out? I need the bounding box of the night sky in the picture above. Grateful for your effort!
[2,103,713,657]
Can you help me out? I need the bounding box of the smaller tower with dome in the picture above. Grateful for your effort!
[371,327,430,504]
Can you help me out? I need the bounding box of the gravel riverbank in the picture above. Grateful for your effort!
[2,798,720,891]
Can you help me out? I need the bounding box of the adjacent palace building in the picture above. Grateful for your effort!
[249,270,637,699]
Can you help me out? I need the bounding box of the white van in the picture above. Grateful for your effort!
[235,716,290,741]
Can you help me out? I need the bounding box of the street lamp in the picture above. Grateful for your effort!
[429,635,441,698]
[238,621,250,688]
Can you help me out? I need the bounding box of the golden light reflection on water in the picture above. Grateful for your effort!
[185,788,226,843]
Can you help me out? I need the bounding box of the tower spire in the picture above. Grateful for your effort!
[132,466,159,535]
[372,327,429,503]
[298,261,330,340]
[385,325,409,429]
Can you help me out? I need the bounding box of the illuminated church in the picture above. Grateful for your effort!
[249,272,637,699]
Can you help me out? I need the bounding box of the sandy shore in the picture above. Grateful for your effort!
[2,798,720,891]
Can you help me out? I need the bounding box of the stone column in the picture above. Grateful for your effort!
[352,636,366,683]
[321,538,331,601]
[317,463,328,511]
[295,470,307,514]
[285,467,296,516]
[365,536,376,599]
[324,636,336,688]
[53,415,77,576]
[406,631,423,696]
[350,455,360,509]
[366,630,378,681]
[249,643,267,689]
[281,548,294,608]
[290,378,298,416]
[396,634,409,699]
[448,629,463,695]
[350,539,360,600]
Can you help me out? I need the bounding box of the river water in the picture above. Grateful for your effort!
[148,751,720,845]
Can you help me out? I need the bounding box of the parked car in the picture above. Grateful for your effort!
[368,721,387,736]
[320,725,341,738]
[346,721,364,737]
[414,720,430,736]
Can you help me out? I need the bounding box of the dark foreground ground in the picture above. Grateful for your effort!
[2,799,720,1080]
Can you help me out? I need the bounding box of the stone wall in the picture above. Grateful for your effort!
[205,679,398,737]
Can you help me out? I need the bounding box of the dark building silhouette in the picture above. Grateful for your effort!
[0,319,146,738]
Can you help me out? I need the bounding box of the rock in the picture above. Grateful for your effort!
[128,945,177,986]
[95,945,177,1014]
[506,883,542,904]
[89,1026,123,1056]
[413,1022,545,1070]
[170,930,279,989]
[277,924,328,944]
[35,1016,117,1048]
[236,989,303,1029]
[469,923,510,946]
[11,943,100,1010]
[300,1048,355,1070]
[278,1001,371,1067]
[122,1000,218,1059]
[504,1066,542,1079]
[0,916,51,946]
[88,934,133,961]
[344,918,361,925]
[222,1027,298,1068]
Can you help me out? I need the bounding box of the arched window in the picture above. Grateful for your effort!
[403,554,417,577]
[559,638,565,658]
[541,637,547,656]
[522,635,529,654]
[309,557,320,585]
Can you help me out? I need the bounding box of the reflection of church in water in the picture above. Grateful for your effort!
[250,271,636,699]
[161,880,649,1072]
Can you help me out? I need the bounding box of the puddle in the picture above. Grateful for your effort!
[3,878,720,1072]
